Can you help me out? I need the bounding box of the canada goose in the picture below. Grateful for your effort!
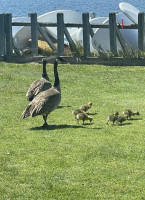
[22,60,61,127]
[116,115,128,125]
[26,59,52,101]
[79,102,92,112]
[106,111,119,125]
[72,109,85,120]
[123,109,140,119]
[76,112,93,125]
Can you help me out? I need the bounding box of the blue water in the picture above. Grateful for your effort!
[0,0,144,18]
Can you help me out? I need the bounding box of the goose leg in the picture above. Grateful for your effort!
[43,114,48,127]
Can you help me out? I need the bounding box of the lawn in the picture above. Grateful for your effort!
[0,61,145,199]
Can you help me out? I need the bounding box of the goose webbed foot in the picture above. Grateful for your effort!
[43,122,48,127]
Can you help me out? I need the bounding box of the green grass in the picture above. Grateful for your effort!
[0,62,145,200]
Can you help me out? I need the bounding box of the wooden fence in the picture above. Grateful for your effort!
[0,12,145,64]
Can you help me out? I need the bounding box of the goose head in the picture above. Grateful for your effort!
[42,59,49,80]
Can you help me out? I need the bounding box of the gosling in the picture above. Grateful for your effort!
[72,109,85,120]
[76,113,93,125]
[123,109,140,119]
[79,102,92,112]
[106,111,119,125]
[116,115,128,125]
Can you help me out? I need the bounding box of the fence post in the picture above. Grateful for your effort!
[30,13,38,55]
[138,12,145,57]
[0,14,5,57]
[57,13,64,57]
[83,12,90,57]
[5,13,13,57]
[109,13,117,56]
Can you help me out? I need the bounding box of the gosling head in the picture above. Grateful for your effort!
[88,116,93,123]
[114,111,119,116]
[135,111,140,116]
[88,102,92,107]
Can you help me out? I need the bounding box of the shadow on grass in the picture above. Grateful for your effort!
[128,118,142,121]
[86,112,98,116]
[117,122,132,126]
[30,124,86,130]
[57,105,72,109]
[84,127,103,130]
[30,123,102,130]
[107,122,132,126]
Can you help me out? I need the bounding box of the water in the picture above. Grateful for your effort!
[0,0,144,18]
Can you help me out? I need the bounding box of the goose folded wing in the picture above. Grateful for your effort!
[31,89,60,117]
[31,100,46,117]
[26,80,40,98]
[33,79,51,96]
[26,78,52,99]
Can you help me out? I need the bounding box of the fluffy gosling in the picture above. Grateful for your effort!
[72,109,85,120]
[116,115,128,125]
[106,111,119,125]
[123,109,140,119]
[76,113,93,125]
[79,102,92,112]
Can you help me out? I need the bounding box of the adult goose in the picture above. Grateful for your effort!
[22,60,61,127]
[26,59,52,101]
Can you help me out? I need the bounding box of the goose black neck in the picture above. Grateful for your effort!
[42,59,47,78]
[53,60,60,87]
[54,72,60,87]
[54,60,58,75]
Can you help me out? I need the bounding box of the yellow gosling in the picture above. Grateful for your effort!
[79,102,92,112]
[106,111,119,125]
[76,113,93,125]
[123,109,140,119]
[116,115,128,125]
[72,109,85,119]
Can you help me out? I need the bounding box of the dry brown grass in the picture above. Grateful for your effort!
[37,40,57,56]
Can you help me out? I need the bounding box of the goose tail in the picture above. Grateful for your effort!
[22,105,31,119]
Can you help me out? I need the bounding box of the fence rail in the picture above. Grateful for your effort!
[0,12,145,63]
